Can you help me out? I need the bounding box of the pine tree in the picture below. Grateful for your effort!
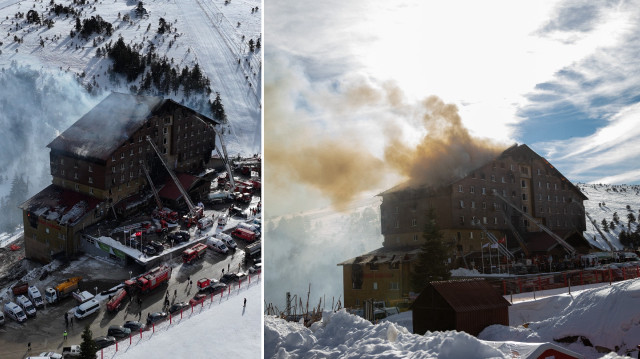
[602,218,609,232]
[210,92,227,123]
[79,326,97,359]
[628,212,636,230]
[410,209,451,293]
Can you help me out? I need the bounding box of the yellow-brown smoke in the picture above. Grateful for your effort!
[385,95,505,188]
[265,56,505,212]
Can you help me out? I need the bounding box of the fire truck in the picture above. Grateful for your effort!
[125,265,172,293]
[106,288,128,312]
[182,243,208,264]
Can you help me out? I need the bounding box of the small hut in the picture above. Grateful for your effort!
[412,278,510,336]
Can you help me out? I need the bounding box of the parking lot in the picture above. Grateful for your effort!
[0,235,255,358]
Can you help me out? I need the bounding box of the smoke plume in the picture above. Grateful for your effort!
[266,54,507,213]
[385,95,505,188]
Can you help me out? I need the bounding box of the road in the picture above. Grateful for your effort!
[0,240,252,358]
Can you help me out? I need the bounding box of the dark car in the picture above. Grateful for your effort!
[107,325,131,339]
[189,293,207,306]
[93,336,116,349]
[220,273,239,284]
[123,320,146,332]
[200,282,227,295]
[150,241,164,253]
[167,231,190,244]
[146,311,168,325]
[142,245,156,256]
[168,301,190,314]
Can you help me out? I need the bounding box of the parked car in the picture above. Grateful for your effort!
[38,351,63,359]
[107,325,131,339]
[146,311,168,325]
[168,301,190,314]
[150,241,164,253]
[93,336,116,349]
[189,293,208,306]
[216,233,237,251]
[142,245,157,256]
[123,321,146,332]
[220,272,246,284]
[168,231,190,244]
[200,282,227,295]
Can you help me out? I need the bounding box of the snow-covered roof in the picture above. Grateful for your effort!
[47,93,218,162]
[19,185,103,227]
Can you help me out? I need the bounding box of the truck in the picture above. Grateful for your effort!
[45,277,82,304]
[244,240,261,261]
[62,345,81,357]
[27,286,45,309]
[232,227,257,242]
[182,243,208,264]
[106,288,128,312]
[125,265,172,293]
[11,282,29,297]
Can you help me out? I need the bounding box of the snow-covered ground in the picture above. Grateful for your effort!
[267,279,640,358]
[102,275,261,358]
[0,228,22,248]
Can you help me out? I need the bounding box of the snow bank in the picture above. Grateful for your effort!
[481,278,640,357]
[265,310,508,359]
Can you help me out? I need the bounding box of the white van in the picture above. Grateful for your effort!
[74,299,100,319]
[206,237,229,254]
[16,295,37,318]
[4,302,27,323]
[28,286,45,308]
[216,233,237,251]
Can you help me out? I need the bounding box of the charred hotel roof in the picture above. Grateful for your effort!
[338,144,594,309]
[20,92,219,263]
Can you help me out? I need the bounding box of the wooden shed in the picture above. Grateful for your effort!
[412,278,510,336]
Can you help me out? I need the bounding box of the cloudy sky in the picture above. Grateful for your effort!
[264,0,640,304]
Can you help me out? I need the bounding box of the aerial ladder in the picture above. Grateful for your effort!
[193,118,235,191]
[141,163,163,211]
[492,190,577,256]
[471,218,515,261]
[146,136,203,226]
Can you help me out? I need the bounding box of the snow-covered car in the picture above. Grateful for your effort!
[248,263,262,273]
[38,352,63,359]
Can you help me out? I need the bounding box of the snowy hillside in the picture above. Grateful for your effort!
[579,183,640,251]
[0,0,261,233]
[103,279,261,358]
[266,279,640,358]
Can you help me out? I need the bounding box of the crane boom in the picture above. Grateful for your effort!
[146,136,196,214]
[141,163,163,211]
[492,190,576,256]
[209,126,235,189]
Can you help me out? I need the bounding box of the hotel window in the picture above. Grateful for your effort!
[483,217,487,224]
[459,216,465,225]
[389,282,399,290]
[547,195,551,201]
[469,232,474,239]
[411,219,417,227]
[501,177,505,183]
[522,206,527,212]
[413,235,418,241]
[121,163,125,170]
[491,175,495,182]
[163,127,168,134]
[470,186,475,193]
[130,149,134,156]
[121,153,125,159]
[89,188,94,194]
[522,193,527,201]
[88,177,93,184]
[521,180,526,188]
[546,183,550,189]
[139,135,143,142]
[88,165,93,172]
[394,207,399,213]
[459,200,464,208]
[482,202,486,209]
[554,184,558,190]
[395,220,399,228]
[130,171,134,178]
[471,201,475,209]
[74,173,78,179]
[112,167,115,173]
[458,185,463,192]
[494,217,498,224]
[482,188,486,195]
[121,174,125,182]
[60,158,64,164]
[139,147,143,153]
[373,282,378,290]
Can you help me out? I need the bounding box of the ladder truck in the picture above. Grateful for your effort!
[146,136,204,227]
[492,190,577,257]
[471,218,515,261]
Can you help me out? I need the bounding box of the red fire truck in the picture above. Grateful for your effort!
[231,227,257,242]
[182,243,208,264]
[125,265,172,293]
[106,288,128,312]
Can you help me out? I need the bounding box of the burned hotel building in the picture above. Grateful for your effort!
[339,144,592,308]
[20,93,218,263]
